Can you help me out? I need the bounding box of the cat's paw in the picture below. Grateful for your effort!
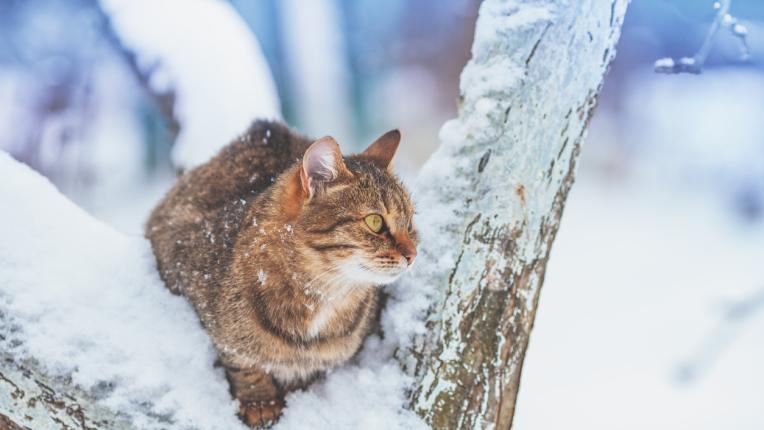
[240,398,285,428]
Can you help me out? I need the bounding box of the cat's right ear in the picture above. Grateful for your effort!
[300,137,349,199]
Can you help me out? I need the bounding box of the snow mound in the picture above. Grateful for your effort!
[99,0,281,170]
[0,152,245,430]
[0,151,429,429]
[277,338,426,430]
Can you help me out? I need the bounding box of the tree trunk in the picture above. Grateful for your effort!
[398,0,629,428]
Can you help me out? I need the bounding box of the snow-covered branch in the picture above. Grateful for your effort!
[0,153,245,430]
[654,0,749,74]
[677,286,764,383]
[98,0,281,170]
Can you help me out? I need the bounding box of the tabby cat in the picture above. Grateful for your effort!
[145,120,417,427]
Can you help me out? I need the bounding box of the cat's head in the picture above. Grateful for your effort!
[285,130,418,286]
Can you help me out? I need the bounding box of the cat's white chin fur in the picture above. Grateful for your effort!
[339,258,407,286]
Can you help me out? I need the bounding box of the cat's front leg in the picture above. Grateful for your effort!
[225,366,285,428]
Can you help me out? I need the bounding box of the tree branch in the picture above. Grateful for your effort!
[0,352,134,430]
[655,0,750,74]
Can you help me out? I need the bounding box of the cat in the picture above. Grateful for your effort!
[145,120,418,427]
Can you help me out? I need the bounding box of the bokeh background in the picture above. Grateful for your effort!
[1,0,762,428]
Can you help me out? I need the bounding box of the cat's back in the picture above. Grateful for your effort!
[166,120,310,211]
[146,120,311,295]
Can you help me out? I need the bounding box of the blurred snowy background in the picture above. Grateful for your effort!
[0,0,762,428]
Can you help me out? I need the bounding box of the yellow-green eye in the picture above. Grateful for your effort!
[364,214,384,233]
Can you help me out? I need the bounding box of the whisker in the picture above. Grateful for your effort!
[303,267,342,294]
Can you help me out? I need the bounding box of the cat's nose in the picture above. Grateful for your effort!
[394,232,417,266]
[403,250,417,265]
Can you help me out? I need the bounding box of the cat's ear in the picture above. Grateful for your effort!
[300,136,349,199]
[362,129,400,170]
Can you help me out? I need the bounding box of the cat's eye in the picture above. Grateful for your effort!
[364,214,384,233]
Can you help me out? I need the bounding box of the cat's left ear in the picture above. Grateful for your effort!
[362,129,400,170]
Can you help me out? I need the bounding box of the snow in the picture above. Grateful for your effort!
[470,1,552,64]
[0,148,427,429]
[0,152,245,430]
[732,23,748,36]
[278,339,427,430]
[0,52,152,211]
[376,121,469,364]
[382,0,553,349]
[98,0,281,170]
[258,269,267,285]
[653,57,675,69]
[514,174,764,430]
[613,69,764,215]
[510,68,764,429]
[679,56,696,66]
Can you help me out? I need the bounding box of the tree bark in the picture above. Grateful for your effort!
[0,352,132,430]
[397,1,629,428]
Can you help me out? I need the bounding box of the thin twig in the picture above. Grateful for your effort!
[675,286,764,383]
[654,0,749,74]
